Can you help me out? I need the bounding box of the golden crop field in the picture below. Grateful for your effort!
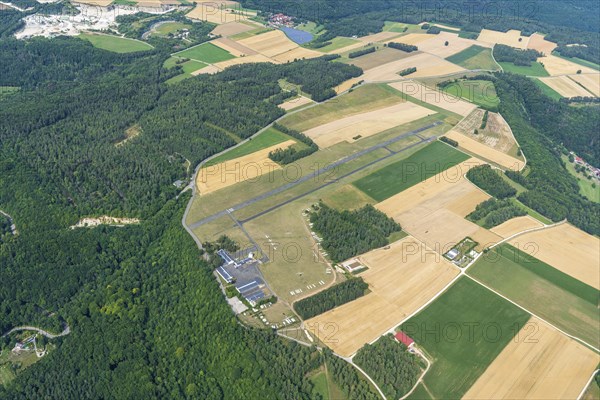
[389,80,477,116]
[477,29,529,49]
[490,216,544,238]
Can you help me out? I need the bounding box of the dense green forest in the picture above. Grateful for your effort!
[467,199,527,229]
[354,334,421,399]
[0,26,369,396]
[294,278,368,320]
[323,349,380,400]
[466,165,517,199]
[489,73,600,234]
[309,203,401,263]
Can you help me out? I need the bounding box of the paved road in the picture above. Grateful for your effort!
[1,324,71,339]
[189,121,441,229]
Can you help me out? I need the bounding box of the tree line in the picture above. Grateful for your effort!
[268,123,318,165]
[466,165,516,199]
[309,203,401,263]
[467,198,527,229]
[293,278,368,320]
[353,334,422,399]
[323,349,381,400]
[493,44,543,65]
[387,42,418,52]
[349,47,376,58]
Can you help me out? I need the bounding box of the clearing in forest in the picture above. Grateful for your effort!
[388,80,477,116]
[196,140,295,194]
[305,236,459,358]
[80,33,153,53]
[174,42,236,64]
[400,277,531,400]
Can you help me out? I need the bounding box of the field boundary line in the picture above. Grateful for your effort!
[577,369,599,400]
[486,219,567,249]
[465,274,600,353]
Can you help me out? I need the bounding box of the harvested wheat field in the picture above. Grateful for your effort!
[74,0,113,5]
[348,47,413,70]
[375,159,503,252]
[192,65,221,75]
[361,52,465,81]
[388,33,433,46]
[445,130,525,171]
[303,102,435,147]
[357,31,403,43]
[272,47,322,63]
[196,140,294,194]
[538,54,598,76]
[527,33,557,55]
[211,21,256,37]
[279,95,313,111]
[569,73,600,97]
[538,75,594,97]
[389,80,477,116]
[464,317,599,400]
[477,29,529,49]
[335,77,363,94]
[212,37,257,57]
[305,236,459,357]
[508,223,600,289]
[490,216,544,238]
[212,54,274,69]
[417,31,492,58]
[237,30,298,57]
[453,109,521,157]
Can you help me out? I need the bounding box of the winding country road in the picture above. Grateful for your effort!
[1,325,71,339]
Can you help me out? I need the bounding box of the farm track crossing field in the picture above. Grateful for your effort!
[303,102,436,148]
[538,54,598,76]
[360,52,466,81]
[305,236,459,357]
[569,73,600,97]
[445,130,525,170]
[280,84,403,132]
[80,33,153,53]
[508,223,600,289]
[490,215,543,238]
[538,75,595,97]
[353,141,470,201]
[278,96,313,111]
[463,316,599,399]
[400,277,531,400]
[197,140,295,194]
[388,81,477,116]
[469,244,600,347]
[446,45,500,70]
[174,42,235,64]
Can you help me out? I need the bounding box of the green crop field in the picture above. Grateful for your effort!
[400,277,531,400]
[440,79,500,110]
[80,33,153,53]
[533,77,563,100]
[383,21,422,34]
[499,61,550,77]
[315,37,361,52]
[174,42,235,64]
[163,57,207,84]
[353,141,470,201]
[205,127,296,166]
[469,243,600,347]
[446,45,500,71]
[279,84,402,131]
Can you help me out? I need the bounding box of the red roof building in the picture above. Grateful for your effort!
[395,331,415,347]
